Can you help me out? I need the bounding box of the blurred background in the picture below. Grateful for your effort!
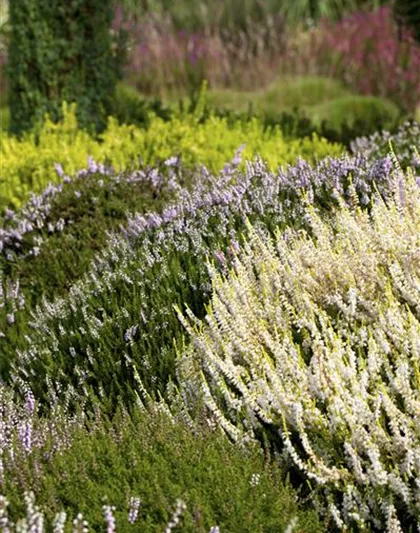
[0,0,419,141]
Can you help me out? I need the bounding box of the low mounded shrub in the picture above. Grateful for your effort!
[0,101,342,210]
[177,168,420,531]
[1,151,401,411]
[0,388,323,533]
[308,95,401,137]
[351,120,420,170]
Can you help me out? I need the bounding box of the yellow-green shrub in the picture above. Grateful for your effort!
[0,103,344,209]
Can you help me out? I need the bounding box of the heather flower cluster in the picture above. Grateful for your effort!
[176,168,420,530]
[5,148,407,403]
[0,491,221,533]
[351,120,420,170]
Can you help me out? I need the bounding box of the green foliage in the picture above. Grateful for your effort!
[308,95,401,136]
[7,0,119,135]
[394,0,420,43]
[202,78,403,145]
[0,102,343,209]
[110,83,175,127]
[0,170,177,309]
[0,103,9,131]
[120,0,386,29]
[2,407,325,532]
[206,77,353,115]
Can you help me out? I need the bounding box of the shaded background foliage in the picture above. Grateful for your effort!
[7,0,125,134]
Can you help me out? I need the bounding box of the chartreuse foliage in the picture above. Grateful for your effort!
[0,102,343,209]
[177,167,420,531]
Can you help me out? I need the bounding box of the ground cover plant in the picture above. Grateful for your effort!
[1,143,418,531]
[0,140,411,410]
[2,1,420,530]
[351,120,420,170]
[176,164,420,531]
[0,98,342,210]
[0,390,324,532]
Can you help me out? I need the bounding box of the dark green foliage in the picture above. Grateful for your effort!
[8,0,120,134]
[394,0,420,43]
[0,168,182,374]
[3,408,326,532]
[110,83,175,127]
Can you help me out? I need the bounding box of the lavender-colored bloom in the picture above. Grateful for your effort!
[214,250,226,267]
[54,163,65,178]
[128,496,141,524]
[124,325,139,343]
[103,505,116,533]
[18,420,32,453]
[25,388,36,415]
[165,156,179,167]
[87,157,98,174]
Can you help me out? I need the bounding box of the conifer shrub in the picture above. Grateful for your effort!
[7,0,119,134]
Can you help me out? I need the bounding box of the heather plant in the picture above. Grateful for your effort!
[0,157,183,313]
[0,101,342,209]
[351,120,420,170]
[0,388,324,533]
[2,151,400,410]
[176,168,420,530]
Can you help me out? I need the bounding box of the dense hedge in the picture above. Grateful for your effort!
[8,0,119,134]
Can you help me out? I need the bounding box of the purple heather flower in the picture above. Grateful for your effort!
[214,250,226,266]
[103,505,116,533]
[128,497,141,524]
[124,325,139,343]
[25,389,36,415]
[165,156,179,167]
[54,163,65,178]
[18,421,33,453]
[87,157,98,174]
